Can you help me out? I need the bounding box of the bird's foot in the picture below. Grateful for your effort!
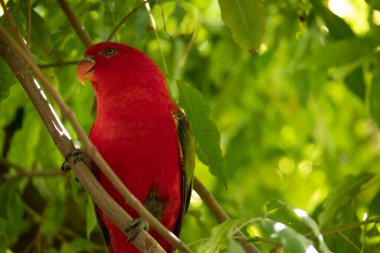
[61,148,91,172]
[125,218,150,241]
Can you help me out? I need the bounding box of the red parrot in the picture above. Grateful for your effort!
[76,42,194,252]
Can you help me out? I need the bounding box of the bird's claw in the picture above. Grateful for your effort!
[61,148,90,172]
[125,218,150,241]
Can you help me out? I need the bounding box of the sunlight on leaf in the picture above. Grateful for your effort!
[218,0,265,51]
[328,0,369,34]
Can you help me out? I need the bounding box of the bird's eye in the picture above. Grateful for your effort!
[100,48,118,58]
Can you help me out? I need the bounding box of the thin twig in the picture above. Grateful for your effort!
[306,217,380,238]
[0,157,24,173]
[338,232,361,252]
[0,158,64,180]
[236,236,280,246]
[193,178,261,253]
[107,0,148,41]
[26,0,31,46]
[39,60,79,68]
[156,0,172,39]
[0,25,165,253]
[2,171,64,181]
[178,17,201,70]
[145,1,169,75]
[57,0,92,47]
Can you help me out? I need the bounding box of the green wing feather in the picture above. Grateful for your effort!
[173,108,195,235]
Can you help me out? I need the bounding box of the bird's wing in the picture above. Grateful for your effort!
[172,108,195,236]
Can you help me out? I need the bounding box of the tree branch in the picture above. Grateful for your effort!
[57,0,92,48]
[107,0,148,41]
[39,60,79,68]
[193,178,261,253]
[0,25,165,253]
[26,0,31,45]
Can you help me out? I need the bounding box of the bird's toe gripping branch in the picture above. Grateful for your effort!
[61,148,91,172]
[125,218,150,242]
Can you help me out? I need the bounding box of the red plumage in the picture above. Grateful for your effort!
[77,42,193,252]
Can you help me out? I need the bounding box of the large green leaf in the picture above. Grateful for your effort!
[266,200,331,253]
[366,0,380,11]
[218,0,265,51]
[198,219,247,253]
[153,1,199,36]
[86,195,97,239]
[226,239,245,253]
[309,0,353,40]
[60,239,105,253]
[39,199,65,236]
[0,182,30,248]
[318,173,374,227]
[0,59,17,104]
[262,219,317,253]
[178,81,227,187]
[29,10,53,57]
[304,37,378,70]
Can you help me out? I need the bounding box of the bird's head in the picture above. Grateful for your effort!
[77,42,168,98]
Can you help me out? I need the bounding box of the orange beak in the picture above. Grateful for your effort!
[77,56,95,85]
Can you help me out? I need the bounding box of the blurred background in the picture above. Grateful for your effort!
[1,0,380,252]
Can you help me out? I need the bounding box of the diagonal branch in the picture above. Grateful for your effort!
[193,178,261,253]
[0,25,165,253]
[0,24,191,253]
[57,0,92,47]
[26,0,31,45]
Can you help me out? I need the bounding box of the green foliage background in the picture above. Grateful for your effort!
[1,0,380,252]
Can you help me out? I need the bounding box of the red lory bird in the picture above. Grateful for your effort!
[76,42,195,252]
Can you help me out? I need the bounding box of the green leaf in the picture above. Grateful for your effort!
[318,173,374,227]
[0,59,17,104]
[370,55,380,128]
[292,209,331,253]
[177,81,227,187]
[265,199,310,233]
[0,1,27,36]
[309,0,353,39]
[153,1,199,36]
[266,200,331,253]
[29,10,53,57]
[226,239,245,253]
[218,0,265,51]
[262,219,317,253]
[199,219,247,253]
[86,195,97,239]
[0,182,30,247]
[369,189,380,216]
[366,0,380,11]
[40,199,65,236]
[60,239,104,253]
[344,67,365,100]
[304,37,378,70]
[8,106,42,169]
